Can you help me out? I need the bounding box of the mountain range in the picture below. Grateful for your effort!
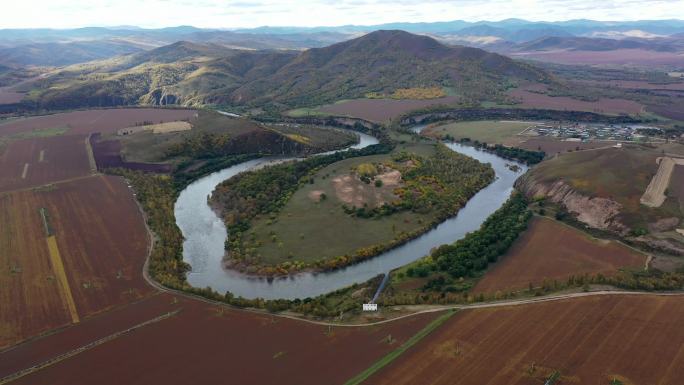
[22,30,548,110]
[2,19,684,67]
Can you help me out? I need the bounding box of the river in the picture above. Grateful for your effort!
[175,128,527,299]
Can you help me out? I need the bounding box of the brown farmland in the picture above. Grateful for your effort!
[371,294,684,385]
[39,175,152,315]
[0,88,24,104]
[319,97,459,122]
[578,79,684,91]
[647,101,684,120]
[519,137,612,155]
[0,135,91,192]
[0,108,196,137]
[510,48,684,67]
[0,175,151,349]
[7,296,437,385]
[473,217,646,293]
[509,88,644,115]
[0,190,72,348]
[671,165,684,209]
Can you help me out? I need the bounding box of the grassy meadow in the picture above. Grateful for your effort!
[244,143,439,265]
[422,120,532,145]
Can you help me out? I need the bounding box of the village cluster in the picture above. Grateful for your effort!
[525,122,662,142]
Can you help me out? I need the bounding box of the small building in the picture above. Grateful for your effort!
[362,303,378,312]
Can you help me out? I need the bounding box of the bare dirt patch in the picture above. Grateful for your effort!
[332,168,401,208]
[308,190,324,202]
[640,157,683,208]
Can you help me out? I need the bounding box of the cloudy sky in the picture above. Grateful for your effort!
[3,0,683,29]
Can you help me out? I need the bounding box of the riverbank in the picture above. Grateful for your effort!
[177,140,527,300]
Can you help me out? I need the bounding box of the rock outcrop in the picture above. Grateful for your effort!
[517,176,629,235]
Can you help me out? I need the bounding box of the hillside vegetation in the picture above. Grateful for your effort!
[26,31,549,111]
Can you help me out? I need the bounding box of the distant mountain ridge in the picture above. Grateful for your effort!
[2,19,684,67]
[26,30,548,110]
[230,30,546,106]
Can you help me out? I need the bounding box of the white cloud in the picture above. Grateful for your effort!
[0,0,682,29]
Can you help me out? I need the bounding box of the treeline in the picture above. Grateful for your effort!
[108,168,190,288]
[456,138,545,164]
[405,193,531,291]
[399,144,495,215]
[181,282,367,318]
[212,143,394,265]
[166,132,233,158]
[107,153,259,288]
[216,143,495,275]
[400,107,642,127]
[345,145,495,219]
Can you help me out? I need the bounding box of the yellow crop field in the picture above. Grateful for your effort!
[46,235,80,324]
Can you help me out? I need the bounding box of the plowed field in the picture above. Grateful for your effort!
[473,217,646,293]
[0,175,151,349]
[0,108,196,136]
[371,294,684,385]
[0,135,91,192]
[5,295,437,385]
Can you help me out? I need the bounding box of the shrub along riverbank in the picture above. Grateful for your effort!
[117,157,684,319]
[211,143,495,276]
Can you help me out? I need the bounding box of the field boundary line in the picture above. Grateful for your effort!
[46,235,80,324]
[20,163,28,179]
[129,176,683,328]
[344,309,456,385]
[535,214,651,264]
[84,133,97,173]
[0,310,180,385]
[0,174,98,196]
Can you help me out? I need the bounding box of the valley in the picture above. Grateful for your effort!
[1,14,684,385]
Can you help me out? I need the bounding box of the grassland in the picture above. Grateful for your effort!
[422,120,532,145]
[241,143,439,266]
[525,144,683,230]
[473,216,646,294]
[117,110,257,163]
[118,111,356,164]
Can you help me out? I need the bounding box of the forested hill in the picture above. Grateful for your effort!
[25,30,550,110]
[230,30,549,106]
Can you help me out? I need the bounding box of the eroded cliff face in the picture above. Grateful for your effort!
[517,173,684,256]
[516,176,629,235]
